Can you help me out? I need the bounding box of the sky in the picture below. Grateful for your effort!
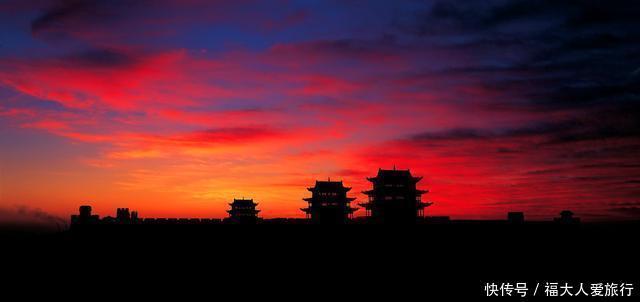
[1,0,639,226]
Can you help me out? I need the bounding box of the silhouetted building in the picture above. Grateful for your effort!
[554,210,580,224]
[116,208,132,223]
[508,212,525,224]
[361,168,432,223]
[302,180,357,224]
[70,205,100,225]
[79,205,91,217]
[227,198,260,224]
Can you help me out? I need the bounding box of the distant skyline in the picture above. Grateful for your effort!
[1,0,639,226]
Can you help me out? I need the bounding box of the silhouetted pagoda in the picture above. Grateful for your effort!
[361,168,432,223]
[227,198,260,224]
[302,180,357,224]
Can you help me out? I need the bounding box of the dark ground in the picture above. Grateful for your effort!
[2,223,639,301]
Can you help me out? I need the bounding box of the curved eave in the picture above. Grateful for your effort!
[230,202,258,206]
[417,202,434,209]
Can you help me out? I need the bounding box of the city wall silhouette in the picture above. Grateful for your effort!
[68,167,595,230]
[6,169,639,302]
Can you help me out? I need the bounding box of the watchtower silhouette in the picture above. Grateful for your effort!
[227,198,260,224]
[302,179,357,224]
[361,168,432,224]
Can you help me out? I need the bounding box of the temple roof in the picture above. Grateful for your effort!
[367,168,423,183]
[230,198,258,206]
[363,189,429,195]
[303,197,356,202]
[308,180,352,192]
[301,207,358,213]
[378,168,412,176]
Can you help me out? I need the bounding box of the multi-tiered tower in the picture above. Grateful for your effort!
[361,168,432,223]
[227,198,260,224]
[302,180,357,224]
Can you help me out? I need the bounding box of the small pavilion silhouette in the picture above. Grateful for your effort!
[226,198,260,224]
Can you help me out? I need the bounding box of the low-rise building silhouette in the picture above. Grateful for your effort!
[226,198,260,224]
[508,212,525,224]
[71,206,224,226]
[302,179,357,224]
[361,168,432,223]
[554,210,580,224]
[116,208,132,223]
[70,205,100,225]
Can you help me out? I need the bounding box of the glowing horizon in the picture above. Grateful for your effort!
[2,1,639,225]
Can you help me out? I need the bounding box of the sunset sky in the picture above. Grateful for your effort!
[1,0,639,225]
